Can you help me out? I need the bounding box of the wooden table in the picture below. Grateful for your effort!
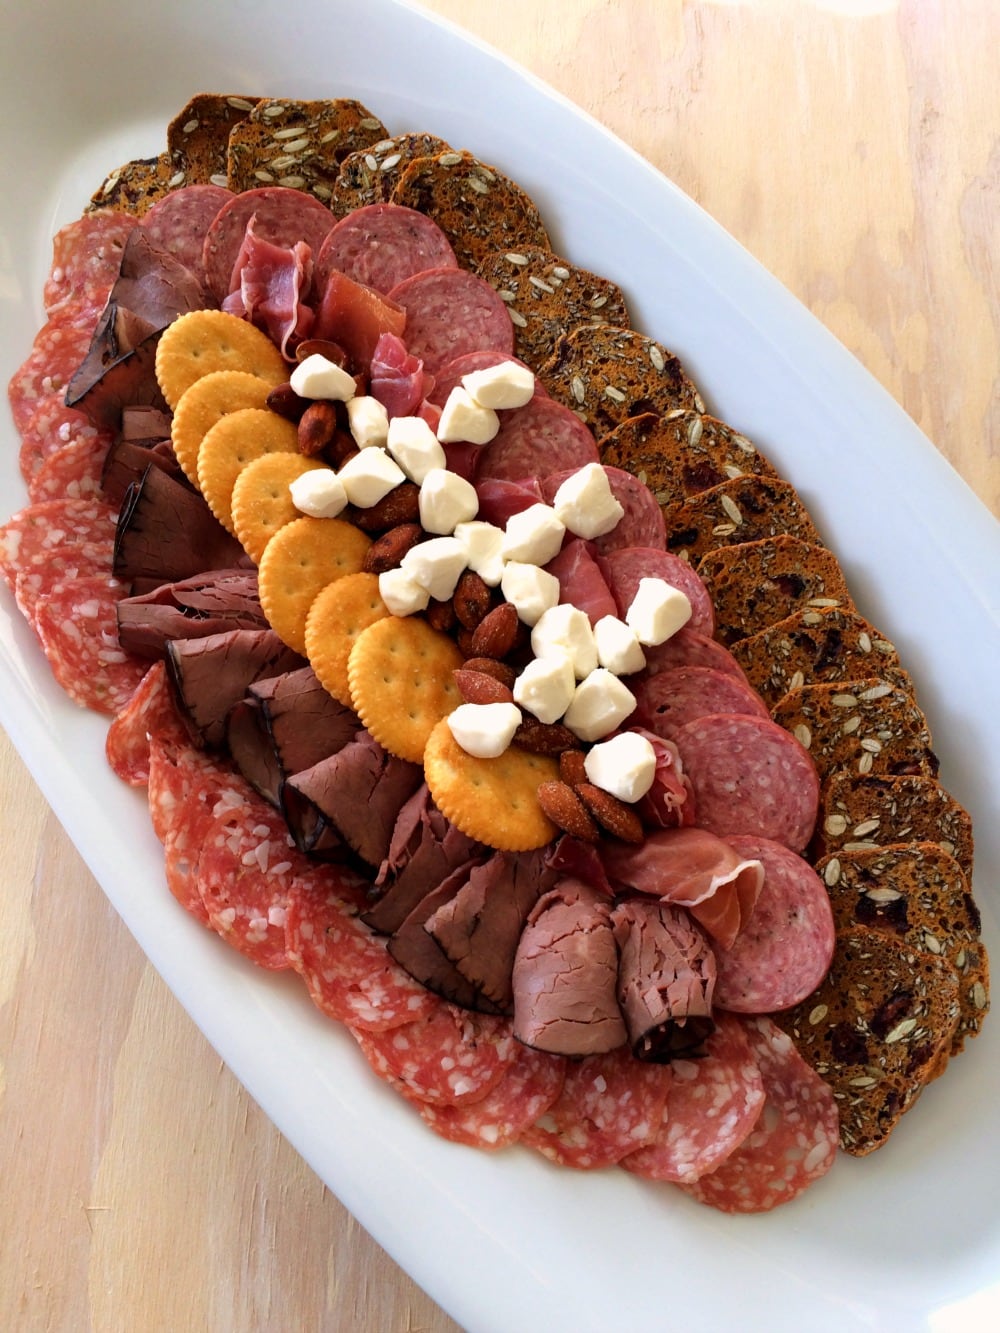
[2,2,997,1328]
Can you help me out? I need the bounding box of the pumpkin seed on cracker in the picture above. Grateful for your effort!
[87,153,184,217]
[391,149,551,271]
[226,98,389,202]
[331,132,452,217]
[662,474,823,564]
[168,93,261,187]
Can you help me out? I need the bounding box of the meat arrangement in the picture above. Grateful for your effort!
[2,93,989,1211]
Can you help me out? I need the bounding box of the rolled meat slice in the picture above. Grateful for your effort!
[544,538,618,627]
[201,185,337,301]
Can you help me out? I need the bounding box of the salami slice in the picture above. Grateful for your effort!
[673,714,820,853]
[43,210,136,312]
[8,325,94,433]
[1,497,117,599]
[352,1007,517,1106]
[427,350,545,410]
[633,666,769,742]
[637,627,747,682]
[105,659,190,786]
[541,466,665,553]
[476,397,599,484]
[679,1015,839,1213]
[621,1011,765,1183]
[315,202,458,295]
[520,1044,672,1169]
[202,186,337,302]
[419,1043,567,1150]
[30,574,147,715]
[284,882,438,1033]
[599,545,715,638]
[141,183,234,279]
[387,267,514,374]
[27,433,108,503]
[714,836,835,1012]
[17,400,113,484]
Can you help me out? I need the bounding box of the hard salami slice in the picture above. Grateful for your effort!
[715,835,835,1012]
[315,203,458,295]
[42,210,136,311]
[8,325,94,432]
[679,1016,839,1213]
[673,713,819,852]
[418,1043,567,1150]
[17,400,113,483]
[284,882,438,1033]
[621,1012,765,1183]
[520,1044,672,1169]
[352,1007,517,1106]
[30,574,147,715]
[202,186,337,302]
[428,350,546,410]
[1,497,117,598]
[27,433,108,503]
[386,267,514,374]
[599,546,715,638]
[476,397,598,483]
[105,659,190,786]
[637,627,746,682]
[633,666,769,742]
[141,183,234,279]
[541,467,665,553]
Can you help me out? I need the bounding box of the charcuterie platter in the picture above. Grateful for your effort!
[2,2,999,1329]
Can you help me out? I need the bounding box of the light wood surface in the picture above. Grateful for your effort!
[2,2,997,1330]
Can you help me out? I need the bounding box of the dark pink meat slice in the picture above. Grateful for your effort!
[17,400,112,483]
[8,325,94,433]
[105,659,190,787]
[715,836,836,1012]
[633,666,769,742]
[637,627,746,682]
[27,433,108,503]
[315,203,458,295]
[419,1044,567,1150]
[541,466,664,553]
[202,186,336,301]
[43,211,137,311]
[474,476,544,527]
[679,1015,839,1213]
[476,397,598,484]
[673,714,820,853]
[141,184,234,279]
[428,350,545,409]
[599,545,715,639]
[352,1007,517,1106]
[621,1011,765,1183]
[1,497,117,600]
[520,1044,672,1169]
[285,882,438,1033]
[387,267,514,375]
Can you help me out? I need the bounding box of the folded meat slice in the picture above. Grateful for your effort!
[167,627,303,748]
[601,827,763,951]
[117,568,266,658]
[282,730,422,868]
[632,728,693,829]
[369,332,432,419]
[612,899,716,1061]
[512,878,626,1057]
[114,465,247,586]
[222,220,315,357]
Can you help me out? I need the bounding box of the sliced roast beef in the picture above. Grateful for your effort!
[282,731,422,868]
[121,405,173,444]
[166,627,304,747]
[114,465,246,586]
[611,899,717,1061]
[66,329,167,430]
[102,437,186,507]
[250,667,359,775]
[226,697,284,806]
[512,878,626,1058]
[116,569,266,658]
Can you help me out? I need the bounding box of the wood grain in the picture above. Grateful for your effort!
[2,3,996,1331]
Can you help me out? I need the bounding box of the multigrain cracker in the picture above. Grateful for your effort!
[87,153,182,216]
[155,309,287,410]
[660,475,822,563]
[331,132,451,216]
[347,617,463,763]
[167,93,260,186]
[231,452,326,564]
[197,408,299,535]
[170,370,277,485]
[305,572,390,707]
[423,719,559,851]
[258,515,371,654]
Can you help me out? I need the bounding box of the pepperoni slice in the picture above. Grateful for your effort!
[285,881,438,1033]
[316,203,458,295]
[633,666,769,743]
[419,1044,567,1150]
[352,1007,517,1106]
[43,211,136,312]
[520,1044,672,1169]
[599,545,715,638]
[621,1012,765,1184]
[476,397,599,483]
[17,400,112,483]
[105,660,190,786]
[679,1016,839,1213]
[387,267,514,374]
[7,325,94,433]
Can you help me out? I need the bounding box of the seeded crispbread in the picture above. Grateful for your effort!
[167,93,261,187]
[815,772,975,879]
[226,98,389,203]
[87,153,182,217]
[391,149,550,272]
[729,606,901,707]
[815,843,989,1052]
[695,535,854,647]
[598,410,779,508]
[540,325,703,438]
[774,925,961,1154]
[330,132,452,216]
[771,672,938,784]
[660,474,823,564]
[475,247,630,372]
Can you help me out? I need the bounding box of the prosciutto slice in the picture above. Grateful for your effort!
[368,332,433,418]
[222,218,314,357]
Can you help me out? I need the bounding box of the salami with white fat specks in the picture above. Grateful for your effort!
[42,210,137,312]
[679,1016,839,1212]
[315,202,458,296]
[476,396,598,483]
[673,713,819,853]
[621,1012,765,1184]
[27,433,109,503]
[17,400,112,484]
[387,267,515,375]
[141,183,234,280]
[105,660,190,787]
[715,836,835,1013]
[520,1044,672,1169]
[599,545,715,638]
[202,186,337,302]
[8,325,96,434]
[541,466,665,553]
[419,1043,567,1150]
[633,666,769,743]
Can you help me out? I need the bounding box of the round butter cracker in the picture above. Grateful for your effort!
[305,572,390,708]
[196,407,299,535]
[155,308,287,409]
[232,451,326,564]
[258,515,371,655]
[171,369,276,486]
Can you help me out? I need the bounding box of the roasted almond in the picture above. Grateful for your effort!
[462,657,517,690]
[426,598,457,633]
[537,780,599,843]
[469,601,519,660]
[454,668,515,705]
[266,381,309,422]
[362,523,423,575]
[452,569,492,630]
[576,783,644,843]
[298,400,339,455]
[326,427,359,468]
[559,749,588,786]
[352,481,421,532]
[515,718,579,756]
